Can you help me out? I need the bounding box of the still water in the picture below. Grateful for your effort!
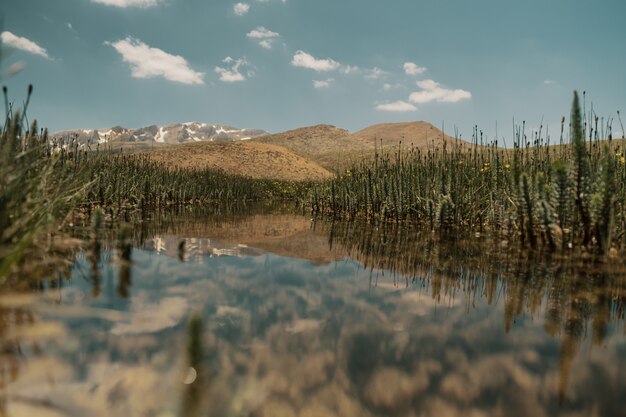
[1,209,625,417]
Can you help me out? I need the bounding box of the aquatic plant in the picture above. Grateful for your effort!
[0,86,89,280]
[76,151,312,213]
[310,92,625,254]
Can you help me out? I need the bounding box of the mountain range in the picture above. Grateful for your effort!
[51,122,268,146]
[52,120,471,180]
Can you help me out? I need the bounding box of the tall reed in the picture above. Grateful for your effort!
[310,92,625,254]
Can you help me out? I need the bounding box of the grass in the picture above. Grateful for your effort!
[0,88,314,281]
[78,151,313,212]
[134,140,333,181]
[0,86,90,280]
[310,91,626,255]
[2,85,623,283]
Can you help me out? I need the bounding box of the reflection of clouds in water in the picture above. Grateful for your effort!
[6,358,181,417]
[392,289,461,316]
[110,295,188,336]
[285,318,322,333]
[5,244,626,417]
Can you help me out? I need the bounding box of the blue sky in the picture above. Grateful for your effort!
[1,0,625,139]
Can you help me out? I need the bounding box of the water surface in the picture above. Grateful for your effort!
[1,209,625,417]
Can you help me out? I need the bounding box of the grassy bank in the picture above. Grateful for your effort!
[80,151,313,210]
[0,89,311,280]
[310,92,625,254]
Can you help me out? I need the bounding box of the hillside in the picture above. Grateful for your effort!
[254,124,352,158]
[136,141,333,182]
[350,121,463,148]
[64,120,473,180]
[253,121,469,171]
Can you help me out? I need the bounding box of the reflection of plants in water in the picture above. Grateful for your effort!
[117,224,132,299]
[88,208,103,297]
[0,306,33,390]
[181,313,205,417]
[320,219,626,403]
[3,206,626,415]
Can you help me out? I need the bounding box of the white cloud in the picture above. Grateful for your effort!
[340,65,360,75]
[215,57,252,82]
[91,0,158,7]
[233,2,250,15]
[247,26,279,49]
[107,37,204,85]
[383,83,403,91]
[2,61,25,77]
[409,79,471,104]
[291,50,340,72]
[403,62,427,76]
[376,101,417,112]
[1,31,49,59]
[313,78,334,89]
[544,79,555,85]
[246,26,279,39]
[364,67,388,80]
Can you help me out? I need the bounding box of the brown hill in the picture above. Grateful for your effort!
[135,121,471,180]
[137,141,333,182]
[254,124,352,158]
[253,121,469,172]
[351,121,462,148]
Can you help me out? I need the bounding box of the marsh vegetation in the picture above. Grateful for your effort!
[2,88,626,416]
[311,92,625,255]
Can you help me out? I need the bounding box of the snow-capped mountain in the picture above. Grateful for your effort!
[51,122,269,146]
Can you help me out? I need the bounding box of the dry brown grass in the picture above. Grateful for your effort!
[136,141,333,182]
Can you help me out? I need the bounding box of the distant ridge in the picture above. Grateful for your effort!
[252,121,470,171]
[51,122,269,146]
[51,119,473,179]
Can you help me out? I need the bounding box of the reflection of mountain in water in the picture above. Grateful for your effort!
[144,235,263,262]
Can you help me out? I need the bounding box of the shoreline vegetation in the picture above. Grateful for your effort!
[311,92,625,255]
[1,88,624,281]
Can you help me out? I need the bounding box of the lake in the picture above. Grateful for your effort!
[1,206,625,417]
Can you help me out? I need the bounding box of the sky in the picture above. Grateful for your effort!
[1,0,625,140]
